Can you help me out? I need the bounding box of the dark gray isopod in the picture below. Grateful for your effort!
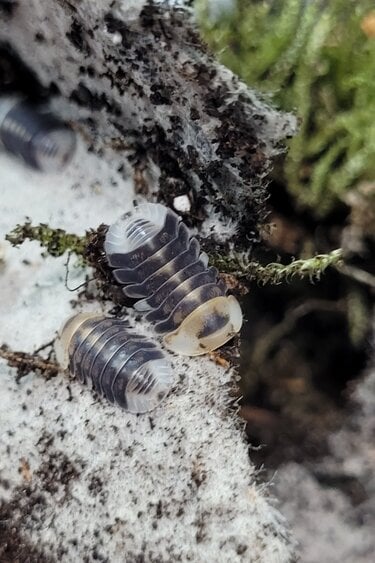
[0,97,76,171]
[0,0,15,11]
[104,203,243,356]
[55,313,174,413]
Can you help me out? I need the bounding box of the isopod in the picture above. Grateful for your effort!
[104,203,243,356]
[55,313,174,413]
[0,96,76,171]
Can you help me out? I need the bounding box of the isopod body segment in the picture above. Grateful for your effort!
[104,203,243,356]
[0,97,76,171]
[55,313,174,413]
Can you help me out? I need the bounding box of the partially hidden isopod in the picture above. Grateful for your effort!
[55,313,174,413]
[104,203,243,356]
[0,97,76,171]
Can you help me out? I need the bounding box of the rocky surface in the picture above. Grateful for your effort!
[0,2,297,558]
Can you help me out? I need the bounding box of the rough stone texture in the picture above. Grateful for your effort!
[0,0,296,246]
[0,147,295,562]
[0,2,298,560]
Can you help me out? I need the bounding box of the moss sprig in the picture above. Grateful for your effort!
[6,221,344,286]
[211,248,344,284]
[6,221,87,258]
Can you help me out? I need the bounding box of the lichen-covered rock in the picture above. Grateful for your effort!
[0,1,298,560]
[0,0,295,246]
[0,149,296,561]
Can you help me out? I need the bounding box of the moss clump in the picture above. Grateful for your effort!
[198,0,375,217]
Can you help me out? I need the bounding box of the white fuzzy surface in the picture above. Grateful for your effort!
[0,143,295,560]
[0,1,297,559]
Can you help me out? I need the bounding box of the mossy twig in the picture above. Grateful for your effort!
[6,221,87,258]
[212,248,344,284]
[0,344,59,380]
[6,221,344,286]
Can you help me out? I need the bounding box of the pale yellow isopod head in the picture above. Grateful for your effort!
[163,295,243,356]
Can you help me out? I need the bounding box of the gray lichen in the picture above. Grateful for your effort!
[0,0,296,246]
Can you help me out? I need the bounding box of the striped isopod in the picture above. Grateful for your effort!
[0,97,76,171]
[55,313,174,413]
[104,203,243,356]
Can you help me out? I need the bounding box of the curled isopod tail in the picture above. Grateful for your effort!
[163,295,243,356]
[104,202,244,356]
[0,97,76,171]
[55,313,174,414]
[124,356,174,414]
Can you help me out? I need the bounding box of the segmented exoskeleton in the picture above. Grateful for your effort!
[104,203,243,356]
[55,313,174,413]
[0,97,76,171]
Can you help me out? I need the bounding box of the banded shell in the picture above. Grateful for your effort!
[0,97,76,171]
[55,313,174,413]
[104,203,243,356]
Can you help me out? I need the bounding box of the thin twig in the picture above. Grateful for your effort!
[339,264,375,289]
[0,344,60,379]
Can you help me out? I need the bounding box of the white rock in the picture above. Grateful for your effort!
[173,194,191,213]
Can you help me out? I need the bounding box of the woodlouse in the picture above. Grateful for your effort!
[0,97,76,171]
[55,313,174,413]
[104,203,243,356]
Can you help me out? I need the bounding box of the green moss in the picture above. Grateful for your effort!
[212,248,344,284]
[6,221,344,286]
[6,221,87,258]
[198,0,375,217]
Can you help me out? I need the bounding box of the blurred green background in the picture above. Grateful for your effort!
[197,0,375,465]
[198,0,375,217]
